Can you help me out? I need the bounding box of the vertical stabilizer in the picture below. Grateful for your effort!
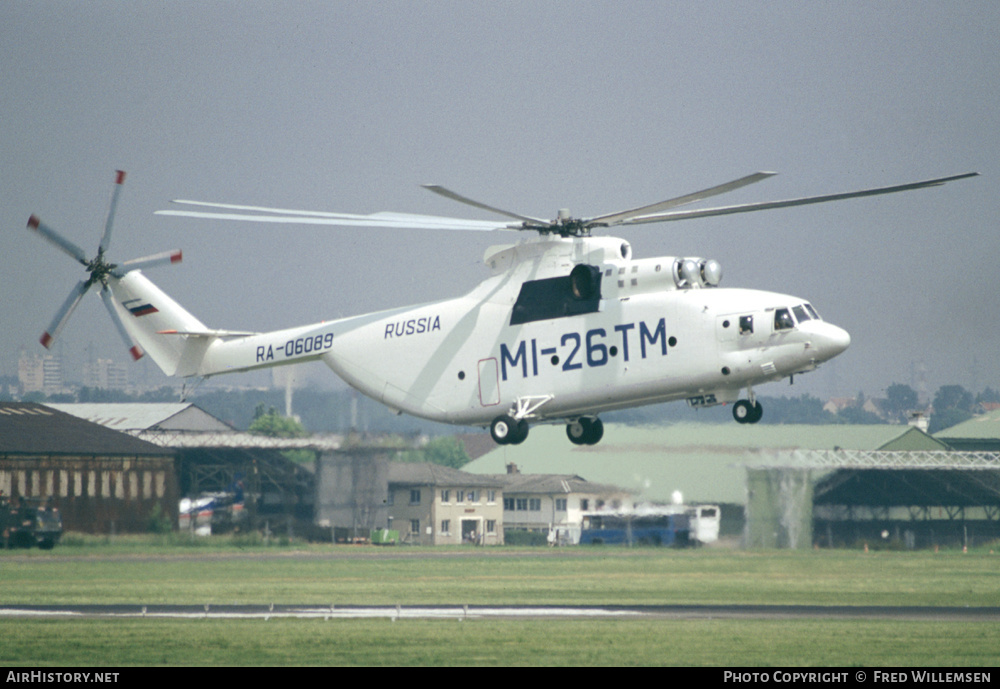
[107,271,209,376]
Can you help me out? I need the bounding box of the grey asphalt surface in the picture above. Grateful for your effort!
[2,603,997,621]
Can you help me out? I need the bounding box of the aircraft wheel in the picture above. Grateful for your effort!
[733,400,752,424]
[566,417,603,445]
[509,419,529,445]
[749,401,763,424]
[585,417,604,445]
[490,415,519,445]
[567,419,588,445]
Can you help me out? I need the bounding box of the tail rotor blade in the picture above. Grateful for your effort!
[40,280,90,349]
[99,170,126,256]
[99,286,144,361]
[112,249,182,277]
[27,216,89,265]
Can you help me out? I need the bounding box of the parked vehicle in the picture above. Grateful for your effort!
[1,495,62,549]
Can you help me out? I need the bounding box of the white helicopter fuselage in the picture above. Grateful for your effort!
[36,169,975,445]
[112,233,849,430]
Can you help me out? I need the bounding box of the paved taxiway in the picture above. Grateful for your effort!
[2,604,998,621]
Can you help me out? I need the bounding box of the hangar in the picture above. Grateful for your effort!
[0,402,176,533]
[810,450,1000,549]
[51,402,334,534]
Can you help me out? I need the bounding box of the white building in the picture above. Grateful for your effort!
[82,358,129,389]
[17,350,63,394]
[487,464,633,544]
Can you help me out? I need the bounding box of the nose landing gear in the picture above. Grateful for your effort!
[732,398,763,424]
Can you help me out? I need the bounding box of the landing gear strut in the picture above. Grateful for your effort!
[566,417,604,445]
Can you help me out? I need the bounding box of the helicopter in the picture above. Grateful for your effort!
[28,170,977,445]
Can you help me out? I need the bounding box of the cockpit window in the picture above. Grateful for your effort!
[774,308,794,331]
[793,305,810,323]
[804,303,821,320]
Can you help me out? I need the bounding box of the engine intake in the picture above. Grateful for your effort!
[673,257,722,288]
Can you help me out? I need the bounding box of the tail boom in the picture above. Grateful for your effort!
[107,271,338,378]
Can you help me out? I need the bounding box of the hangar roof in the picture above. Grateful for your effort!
[462,423,929,505]
[0,402,172,457]
[935,408,1000,448]
[46,403,234,432]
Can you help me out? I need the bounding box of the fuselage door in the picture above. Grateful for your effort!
[478,358,501,407]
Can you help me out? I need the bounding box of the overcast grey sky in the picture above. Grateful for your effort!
[3,1,997,403]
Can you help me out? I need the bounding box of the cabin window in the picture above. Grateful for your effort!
[510,265,603,325]
[739,315,754,335]
[774,308,795,331]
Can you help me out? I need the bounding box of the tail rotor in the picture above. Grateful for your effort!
[27,170,182,360]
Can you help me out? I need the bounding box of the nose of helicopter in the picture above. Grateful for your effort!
[812,322,851,361]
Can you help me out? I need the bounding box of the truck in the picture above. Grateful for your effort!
[1,496,63,549]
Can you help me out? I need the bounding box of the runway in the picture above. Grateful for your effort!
[2,603,998,621]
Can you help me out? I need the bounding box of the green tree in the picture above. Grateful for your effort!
[248,406,309,438]
[835,405,882,425]
[398,436,471,468]
[932,385,974,414]
[929,385,974,434]
[976,387,1000,405]
[885,383,919,422]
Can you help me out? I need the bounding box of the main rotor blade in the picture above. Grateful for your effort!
[586,171,777,227]
[620,172,980,226]
[422,185,551,226]
[156,206,515,231]
[98,170,126,256]
[99,286,144,361]
[27,216,89,265]
[40,280,90,349]
[112,249,183,277]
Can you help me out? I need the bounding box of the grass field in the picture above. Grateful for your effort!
[2,536,998,666]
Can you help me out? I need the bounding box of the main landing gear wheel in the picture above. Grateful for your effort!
[566,417,604,445]
[732,399,763,424]
[490,415,528,445]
